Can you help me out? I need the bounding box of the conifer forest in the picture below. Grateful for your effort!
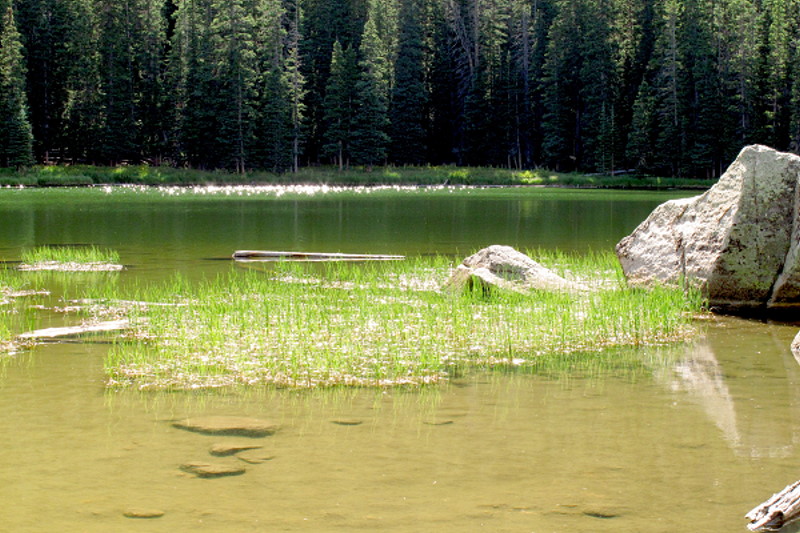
[3,0,800,177]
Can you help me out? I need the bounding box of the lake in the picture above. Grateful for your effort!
[0,185,796,532]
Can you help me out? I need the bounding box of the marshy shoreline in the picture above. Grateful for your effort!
[0,246,707,391]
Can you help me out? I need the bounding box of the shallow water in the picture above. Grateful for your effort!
[0,186,796,531]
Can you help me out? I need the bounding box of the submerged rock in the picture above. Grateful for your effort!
[209,442,264,457]
[616,144,800,313]
[172,416,278,437]
[443,245,584,295]
[180,461,246,478]
[331,419,363,426]
[123,508,165,519]
[236,450,275,464]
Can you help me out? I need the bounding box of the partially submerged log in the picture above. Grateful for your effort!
[746,479,800,531]
[233,250,405,262]
[17,319,130,341]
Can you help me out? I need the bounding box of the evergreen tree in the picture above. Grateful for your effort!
[0,2,33,167]
[542,0,617,172]
[172,0,220,168]
[299,0,365,163]
[60,0,103,163]
[321,40,359,169]
[285,0,306,172]
[626,79,657,171]
[350,68,389,168]
[351,0,395,168]
[96,0,139,163]
[389,0,427,164]
[211,0,259,173]
[14,0,71,162]
[253,0,293,172]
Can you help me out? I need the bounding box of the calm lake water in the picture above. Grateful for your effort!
[0,185,797,532]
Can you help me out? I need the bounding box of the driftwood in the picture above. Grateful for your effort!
[17,319,130,341]
[747,479,800,531]
[232,250,405,262]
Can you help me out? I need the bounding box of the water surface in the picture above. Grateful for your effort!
[0,186,795,532]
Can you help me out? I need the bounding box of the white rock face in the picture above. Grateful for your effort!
[444,245,583,294]
[616,144,800,311]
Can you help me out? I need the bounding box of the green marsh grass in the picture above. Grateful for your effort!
[103,251,706,390]
[21,245,120,266]
[0,269,41,353]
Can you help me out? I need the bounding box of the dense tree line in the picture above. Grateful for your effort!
[4,0,800,177]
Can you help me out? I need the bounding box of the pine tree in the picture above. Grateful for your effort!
[96,0,139,163]
[14,0,71,162]
[253,0,293,172]
[211,0,259,173]
[626,79,657,171]
[61,0,103,163]
[136,0,169,163]
[172,0,220,168]
[758,0,795,150]
[350,69,389,168]
[321,40,359,169]
[389,0,427,164]
[351,0,396,168]
[0,2,33,167]
[285,0,306,172]
[299,0,365,163]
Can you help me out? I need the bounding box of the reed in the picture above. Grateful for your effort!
[102,251,706,390]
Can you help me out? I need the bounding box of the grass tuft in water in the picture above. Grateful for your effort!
[21,245,120,265]
[101,251,707,390]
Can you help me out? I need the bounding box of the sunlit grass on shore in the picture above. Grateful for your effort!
[0,164,713,190]
[102,252,706,390]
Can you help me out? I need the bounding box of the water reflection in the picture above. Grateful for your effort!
[656,318,800,458]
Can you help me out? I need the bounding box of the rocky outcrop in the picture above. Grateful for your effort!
[616,145,800,313]
[443,245,584,294]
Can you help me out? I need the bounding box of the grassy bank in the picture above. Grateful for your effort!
[0,164,713,190]
[99,251,706,390]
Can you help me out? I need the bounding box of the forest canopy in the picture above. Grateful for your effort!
[4,0,800,178]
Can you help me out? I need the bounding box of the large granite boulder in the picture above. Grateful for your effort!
[616,144,800,312]
[443,245,584,294]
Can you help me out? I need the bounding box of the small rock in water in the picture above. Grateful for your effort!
[180,461,246,478]
[209,442,264,457]
[123,508,165,519]
[581,505,623,520]
[424,420,454,426]
[236,450,276,464]
[331,419,363,426]
[172,416,278,437]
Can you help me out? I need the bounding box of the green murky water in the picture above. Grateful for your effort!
[0,186,795,532]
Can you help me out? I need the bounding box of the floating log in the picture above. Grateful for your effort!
[746,479,800,531]
[232,250,405,262]
[17,319,130,341]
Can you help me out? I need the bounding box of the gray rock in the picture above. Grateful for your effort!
[616,144,800,312]
[180,461,246,478]
[172,416,278,437]
[443,245,584,294]
[791,331,800,361]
